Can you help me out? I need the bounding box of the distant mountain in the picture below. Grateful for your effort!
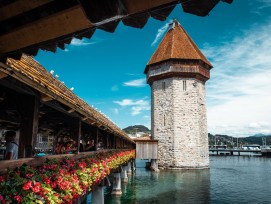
[250,133,271,137]
[123,125,150,134]
[208,133,271,147]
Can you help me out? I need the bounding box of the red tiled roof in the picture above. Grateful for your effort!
[146,20,212,71]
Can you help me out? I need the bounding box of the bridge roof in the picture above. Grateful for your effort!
[0,55,134,143]
[145,19,213,73]
[0,0,233,62]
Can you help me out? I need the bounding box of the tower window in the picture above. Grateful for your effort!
[162,81,165,91]
[163,114,166,126]
[183,80,187,91]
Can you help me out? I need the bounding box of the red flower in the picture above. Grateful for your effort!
[31,182,41,193]
[22,181,32,190]
[43,177,51,185]
[0,176,4,182]
[14,195,22,203]
[25,173,34,178]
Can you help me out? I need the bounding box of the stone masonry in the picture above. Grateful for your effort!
[151,77,209,169]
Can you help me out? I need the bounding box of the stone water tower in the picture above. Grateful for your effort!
[144,20,212,169]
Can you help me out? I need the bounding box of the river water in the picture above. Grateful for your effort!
[102,157,271,204]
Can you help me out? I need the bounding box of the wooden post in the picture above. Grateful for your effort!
[19,94,40,158]
[71,118,81,152]
[106,132,109,149]
[95,127,99,151]
[113,135,116,149]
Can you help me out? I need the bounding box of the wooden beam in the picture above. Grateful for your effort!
[68,109,75,113]
[82,116,88,120]
[0,6,92,53]
[95,127,99,151]
[123,0,176,15]
[40,94,53,102]
[106,132,109,149]
[71,118,81,153]
[0,0,54,22]
[0,72,7,80]
[18,94,40,158]
[113,135,116,149]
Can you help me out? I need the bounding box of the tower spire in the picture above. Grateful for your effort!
[145,20,212,74]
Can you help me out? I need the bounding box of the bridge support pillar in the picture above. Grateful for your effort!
[131,159,136,172]
[121,166,128,183]
[111,173,122,196]
[92,186,104,204]
[127,162,132,175]
[151,159,159,172]
[230,151,233,156]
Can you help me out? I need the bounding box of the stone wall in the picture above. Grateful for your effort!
[151,77,209,169]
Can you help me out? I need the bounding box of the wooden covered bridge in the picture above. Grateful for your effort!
[0,54,136,203]
[0,54,135,158]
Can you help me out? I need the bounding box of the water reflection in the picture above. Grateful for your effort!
[87,157,271,204]
[105,160,210,204]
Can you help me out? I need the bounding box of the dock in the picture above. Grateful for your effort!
[209,148,271,156]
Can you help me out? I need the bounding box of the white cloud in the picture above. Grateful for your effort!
[114,99,148,107]
[70,38,96,46]
[204,20,271,137]
[123,78,146,87]
[114,98,150,116]
[111,85,119,91]
[113,108,119,115]
[151,20,171,46]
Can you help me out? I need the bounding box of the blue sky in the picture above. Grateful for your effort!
[35,0,271,137]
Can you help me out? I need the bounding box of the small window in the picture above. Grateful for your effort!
[163,114,166,126]
[183,80,187,91]
[162,81,165,91]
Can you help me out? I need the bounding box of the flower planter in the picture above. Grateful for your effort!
[0,150,135,204]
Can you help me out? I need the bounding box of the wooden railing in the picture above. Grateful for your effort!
[0,149,133,174]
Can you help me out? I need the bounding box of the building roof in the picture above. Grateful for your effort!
[145,20,213,73]
[0,0,233,62]
[133,136,158,142]
[0,55,134,143]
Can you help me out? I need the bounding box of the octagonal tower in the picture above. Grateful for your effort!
[145,20,213,169]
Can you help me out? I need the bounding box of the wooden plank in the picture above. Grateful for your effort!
[136,141,158,159]
[0,0,53,22]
